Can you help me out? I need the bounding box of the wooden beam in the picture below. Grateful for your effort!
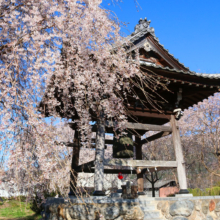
[77,168,137,174]
[141,131,171,145]
[105,121,172,132]
[104,159,177,168]
[127,110,171,120]
[142,166,176,173]
[77,166,176,174]
[125,122,172,132]
[71,122,172,133]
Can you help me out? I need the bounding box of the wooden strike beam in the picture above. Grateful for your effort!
[125,122,172,132]
[75,160,177,173]
[104,159,177,168]
[141,131,172,145]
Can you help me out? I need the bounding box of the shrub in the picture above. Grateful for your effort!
[188,186,220,196]
[188,188,203,196]
[206,187,220,196]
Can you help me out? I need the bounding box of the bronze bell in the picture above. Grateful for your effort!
[113,131,134,158]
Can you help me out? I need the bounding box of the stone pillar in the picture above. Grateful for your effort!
[136,136,145,195]
[93,114,105,196]
[69,130,80,196]
[170,115,189,194]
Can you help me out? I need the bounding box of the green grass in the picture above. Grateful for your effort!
[0,199,41,220]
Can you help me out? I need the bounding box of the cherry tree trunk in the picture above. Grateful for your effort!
[170,115,189,194]
[93,114,105,196]
[69,131,80,196]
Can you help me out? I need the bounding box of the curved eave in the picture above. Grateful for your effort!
[140,61,220,110]
[140,61,220,83]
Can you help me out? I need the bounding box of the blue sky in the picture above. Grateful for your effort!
[102,0,220,73]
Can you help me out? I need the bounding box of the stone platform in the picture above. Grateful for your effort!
[41,195,220,220]
[42,196,145,220]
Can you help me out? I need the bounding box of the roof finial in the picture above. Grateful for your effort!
[134,17,151,33]
[134,18,154,34]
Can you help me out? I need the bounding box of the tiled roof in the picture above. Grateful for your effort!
[140,60,220,79]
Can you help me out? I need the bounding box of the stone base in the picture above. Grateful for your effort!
[175,193,193,197]
[179,189,190,194]
[42,197,144,220]
[42,195,220,220]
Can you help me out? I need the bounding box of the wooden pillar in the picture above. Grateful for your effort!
[170,115,189,194]
[93,114,105,196]
[136,136,145,195]
[69,130,80,196]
